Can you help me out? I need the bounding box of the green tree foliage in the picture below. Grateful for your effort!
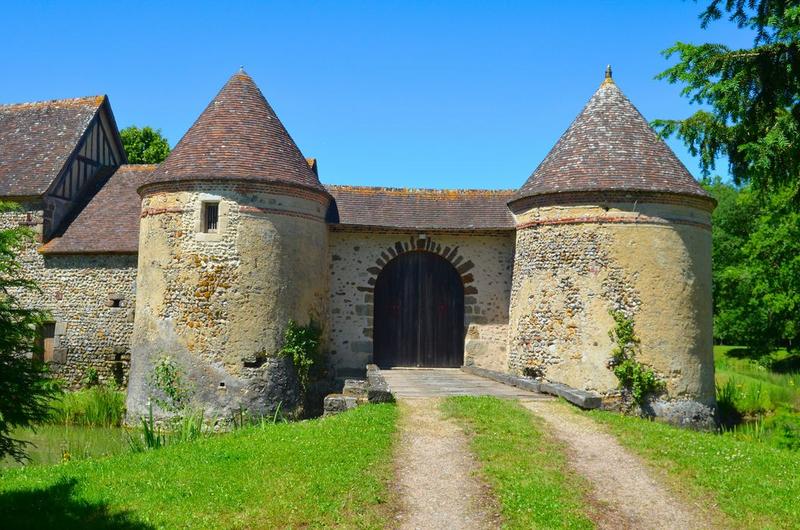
[654,0,800,198]
[120,126,170,164]
[0,203,60,462]
[705,178,800,356]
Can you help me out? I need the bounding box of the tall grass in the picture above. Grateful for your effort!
[715,346,800,451]
[48,385,126,427]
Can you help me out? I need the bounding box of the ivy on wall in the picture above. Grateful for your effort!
[279,320,323,398]
[607,310,664,405]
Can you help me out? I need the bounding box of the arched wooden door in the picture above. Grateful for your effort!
[373,251,465,367]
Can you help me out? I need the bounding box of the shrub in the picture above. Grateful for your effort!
[81,366,100,387]
[148,356,192,412]
[607,310,664,405]
[716,378,743,426]
[765,409,800,450]
[279,320,323,398]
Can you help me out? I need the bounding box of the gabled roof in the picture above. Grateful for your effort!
[0,96,106,196]
[513,71,711,205]
[327,185,515,230]
[41,164,154,254]
[143,70,326,195]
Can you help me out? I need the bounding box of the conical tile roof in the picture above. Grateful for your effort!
[144,70,325,194]
[513,71,710,204]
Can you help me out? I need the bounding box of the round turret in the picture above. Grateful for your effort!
[507,69,716,427]
[126,71,330,422]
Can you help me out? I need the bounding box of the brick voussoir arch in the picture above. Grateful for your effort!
[358,235,477,295]
[355,236,479,342]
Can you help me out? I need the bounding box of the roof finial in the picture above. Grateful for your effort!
[239,65,245,73]
[603,64,614,85]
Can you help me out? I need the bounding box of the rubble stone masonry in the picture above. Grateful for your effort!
[126,181,329,421]
[328,230,514,375]
[508,197,715,424]
[0,203,136,387]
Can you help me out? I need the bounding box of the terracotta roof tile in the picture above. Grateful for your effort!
[41,164,154,254]
[326,185,514,230]
[513,76,711,204]
[0,96,104,196]
[144,71,326,195]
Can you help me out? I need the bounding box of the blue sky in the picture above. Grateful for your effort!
[0,1,750,189]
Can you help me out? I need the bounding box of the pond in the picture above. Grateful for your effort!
[1,425,129,468]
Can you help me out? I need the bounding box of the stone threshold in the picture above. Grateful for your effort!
[461,365,602,409]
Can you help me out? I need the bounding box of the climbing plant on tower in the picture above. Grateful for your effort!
[607,310,664,406]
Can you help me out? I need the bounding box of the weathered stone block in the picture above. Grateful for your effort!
[323,394,359,416]
[540,382,602,409]
[342,379,368,398]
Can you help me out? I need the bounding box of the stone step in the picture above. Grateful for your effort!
[342,379,368,397]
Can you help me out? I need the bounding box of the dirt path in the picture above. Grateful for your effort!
[520,399,713,530]
[392,398,500,530]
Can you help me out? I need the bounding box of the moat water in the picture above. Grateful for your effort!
[1,425,128,468]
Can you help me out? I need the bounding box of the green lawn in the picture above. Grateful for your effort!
[0,404,398,529]
[442,396,593,530]
[587,409,800,529]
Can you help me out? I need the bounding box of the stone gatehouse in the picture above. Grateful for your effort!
[0,67,715,425]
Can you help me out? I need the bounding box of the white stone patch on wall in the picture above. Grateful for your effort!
[328,230,514,374]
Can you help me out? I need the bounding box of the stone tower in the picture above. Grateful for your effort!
[126,71,330,421]
[507,69,716,427]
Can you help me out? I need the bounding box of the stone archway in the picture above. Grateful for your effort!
[373,251,465,367]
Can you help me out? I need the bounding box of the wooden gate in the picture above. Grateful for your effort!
[373,251,465,367]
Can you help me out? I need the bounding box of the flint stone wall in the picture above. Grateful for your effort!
[508,198,715,413]
[0,203,137,387]
[328,229,514,374]
[127,182,329,422]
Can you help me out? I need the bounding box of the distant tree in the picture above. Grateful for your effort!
[704,179,800,356]
[0,203,60,462]
[654,0,800,198]
[120,126,170,164]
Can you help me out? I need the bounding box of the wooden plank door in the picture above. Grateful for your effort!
[374,251,464,367]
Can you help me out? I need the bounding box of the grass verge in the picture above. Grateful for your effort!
[442,396,593,530]
[0,403,397,529]
[587,409,800,529]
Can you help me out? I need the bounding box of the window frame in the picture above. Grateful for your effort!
[202,201,220,234]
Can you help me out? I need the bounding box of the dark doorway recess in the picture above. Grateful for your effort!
[373,251,465,368]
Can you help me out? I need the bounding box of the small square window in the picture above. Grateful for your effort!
[202,202,219,233]
[108,297,123,308]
